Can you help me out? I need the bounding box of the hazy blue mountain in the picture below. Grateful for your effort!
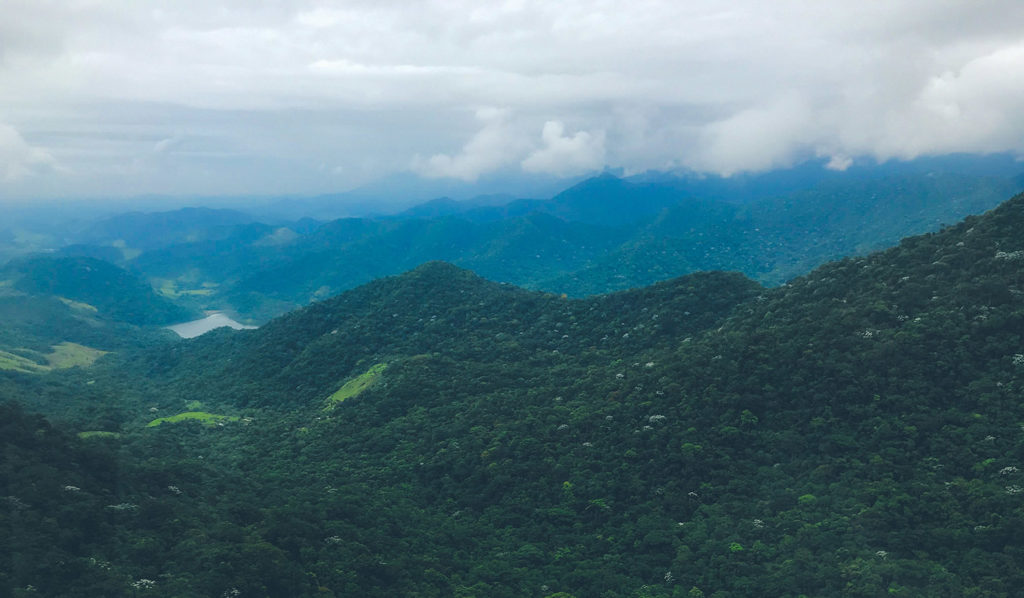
[120,167,1019,319]
[542,171,1021,294]
[392,194,518,220]
[13,156,1019,324]
[253,170,587,220]
[70,207,254,254]
[218,213,632,319]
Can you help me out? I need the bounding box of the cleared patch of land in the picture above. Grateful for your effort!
[325,362,386,409]
[111,240,141,261]
[0,342,109,373]
[154,277,218,298]
[0,350,47,373]
[57,297,99,312]
[146,411,240,427]
[78,431,121,439]
[47,342,109,369]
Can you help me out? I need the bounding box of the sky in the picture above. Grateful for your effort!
[1,0,1023,201]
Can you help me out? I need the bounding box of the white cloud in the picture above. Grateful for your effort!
[1,0,1024,197]
[522,121,605,176]
[824,154,853,172]
[0,123,57,181]
[887,41,1024,157]
[694,95,816,176]
[412,108,529,181]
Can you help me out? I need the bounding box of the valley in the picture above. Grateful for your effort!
[3,186,1024,596]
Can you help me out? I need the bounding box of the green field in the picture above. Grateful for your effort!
[154,278,219,299]
[57,297,99,312]
[0,342,108,373]
[146,411,240,427]
[47,342,109,369]
[77,431,121,439]
[0,350,48,373]
[324,362,386,409]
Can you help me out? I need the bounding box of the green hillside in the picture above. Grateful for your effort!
[4,193,1024,596]
[1,255,196,326]
[114,172,1020,321]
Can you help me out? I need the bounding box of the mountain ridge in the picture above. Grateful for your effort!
[6,184,1024,595]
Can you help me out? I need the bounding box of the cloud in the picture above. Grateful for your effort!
[522,121,605,176]
[0,123,56,181]
[694,95,816,176]
[882,41,1024,157]
[2,0,1024,197]
[412,108,529,181]
[824,154,853,172]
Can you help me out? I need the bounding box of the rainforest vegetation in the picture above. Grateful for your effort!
[3,191,1024,596]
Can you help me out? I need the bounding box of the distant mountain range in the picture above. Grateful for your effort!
[40,160,1018,321]
[0,155,1018,325]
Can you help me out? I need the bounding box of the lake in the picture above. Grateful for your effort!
[167,312,258,339]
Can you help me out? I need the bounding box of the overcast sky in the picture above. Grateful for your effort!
[1,0,1023,201]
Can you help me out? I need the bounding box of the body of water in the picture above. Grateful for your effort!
[167,312,257,339]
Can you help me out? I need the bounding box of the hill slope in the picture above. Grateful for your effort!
[2,255,195,326]
[113,171,1020,320]
[6,192,1024,596]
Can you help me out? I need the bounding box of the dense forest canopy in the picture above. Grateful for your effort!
[3,190,1024,596]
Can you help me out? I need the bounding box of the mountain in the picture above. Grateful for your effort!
[542,171,1021,295]
[0,256,191,374]
[133,213,631,320]
[65,207,255,257]
[391,194,518,220]
[90,168,1017,323]
[1,255,195,327]
[146,262,762,409]
[7,191,1024,595]
[251,170,587,221]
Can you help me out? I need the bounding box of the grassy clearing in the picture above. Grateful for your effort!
[325,363,386,410]
[110,240,141,261]
[0,342,108,373]
[0,350,48,373]
[155,279,177,298]
[47,342,109,369]
[78,431,121,439]
[146,411,240,428]
[57,297,99,312]
[154,278,218,298]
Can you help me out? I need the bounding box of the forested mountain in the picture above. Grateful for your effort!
[49,169,1016,322]
[0,256,188,376]
[0,256,195,327]
[5,191,1024,596]
[72,207,254,252]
